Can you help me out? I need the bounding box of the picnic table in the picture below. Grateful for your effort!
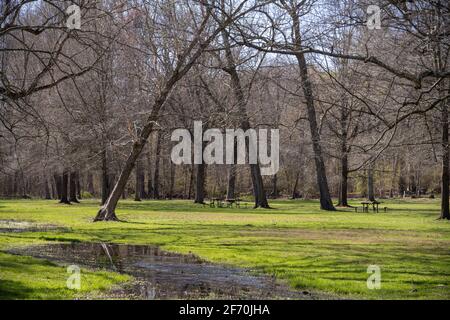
[225,198,241,208]
[360,200,382,213]
[208,198,242,208]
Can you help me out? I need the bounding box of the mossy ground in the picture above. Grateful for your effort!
[0,198,449,299]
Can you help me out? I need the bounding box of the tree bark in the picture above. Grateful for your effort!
[69,171,79,203]
[43,173,51,200]
[271,174,279,198]
[134,157,142,201]
[337,152,349,206]
[101,149,110,205]
[440,95,450,219]
[291,171,300,199]
[59,170,70,204]
[367,165,376,202]
[152,131,161,199]
[188,163,194,199]
[53,173,62,200]
[290,8,335,211]
[87,171,95,196]
[194,162,206,204]
[226,165,236,200]
[76,171,82,199]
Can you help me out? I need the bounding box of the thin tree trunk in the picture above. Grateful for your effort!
[54,173,62,200]
[338,153,349,206]
[43,173,51,200]
[226,165,236,200]
[76,171,82,199]
[60,170,70,204]
[290,9,335,211]
[390,155,399,198]
[367,165,376,202]
[69,171,79,203]
[168,161,175,200]
[87,171,95,196]
[101,149,109,205]
[291,171,300,199]
[134,157,142,201]
[271,174,279,198]
[194,163,206,204]
[441,95,450,219]
[152,131,161,199]
[188,163,194,199]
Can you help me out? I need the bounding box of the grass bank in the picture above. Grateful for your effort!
[0,198,449,299]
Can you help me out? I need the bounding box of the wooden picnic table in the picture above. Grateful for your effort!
[360,200,381,213]
[225,198,242,208]
[208,198,242,208]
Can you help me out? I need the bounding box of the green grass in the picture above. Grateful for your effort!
[0,198,449,299]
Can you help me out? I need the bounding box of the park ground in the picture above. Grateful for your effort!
[0,198,449,300]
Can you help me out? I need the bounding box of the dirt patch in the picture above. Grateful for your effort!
[8,242,330,300]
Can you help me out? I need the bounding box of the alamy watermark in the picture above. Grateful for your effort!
[66,4,81,30]
[367,5,381,30]
[367,265,381,289]
[66,265,81,290]
[170,121,279,175]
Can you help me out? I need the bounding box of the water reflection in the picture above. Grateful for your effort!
[10,242,311,300]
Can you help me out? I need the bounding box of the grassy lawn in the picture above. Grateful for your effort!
[0,198,449,299]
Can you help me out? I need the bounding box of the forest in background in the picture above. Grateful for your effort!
[1,0,449,220]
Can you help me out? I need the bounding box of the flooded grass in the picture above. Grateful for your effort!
[9,242,320,299]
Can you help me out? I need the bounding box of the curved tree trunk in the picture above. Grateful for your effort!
[94,11,224,221]
[290,9,335,211]
[222,30,269,209]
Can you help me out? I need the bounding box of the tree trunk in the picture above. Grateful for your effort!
[291,9,335,211]
[222,30,269,208]
[168,161,175,200]
[59,170,70,204]
[43,173,51,200]
[226,165,236,200]
[367,165,376,202]
[194,162,206,204]
[76,171,82,199]
[271,174,279,198]
[69,171,79,203]
[188,163,194,199]
[152,131,161,199]
[53,173,62,200]
[440,95,450,219]
[337,152,349,206]
[291,171,300,199]
[134,157,142,201]
[94,13,220,221]
[390,155,399,198]
[101,149,110,205]
[87,171,95,196]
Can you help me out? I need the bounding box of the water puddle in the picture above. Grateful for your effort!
[8,242,320,300]
[0,219,69,233]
